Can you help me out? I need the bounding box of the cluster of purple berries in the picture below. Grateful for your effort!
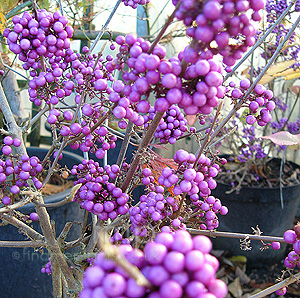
[228,78,275,126]
[68,124,117,159]
[179,57,225,115]
[112,33,224,118]
[122,0,150,9]
[109,230,131,245]
[273,224,300,295]
[173,0,265,67]
[80,229,228,298]
[0,137,43,195]
[144,105,188,144]
[3,10,72,70]
[158,150,228,230]
[71,160,129,220]
[283,224,300,269]
[41,259,52,274]
[129,184,178,236]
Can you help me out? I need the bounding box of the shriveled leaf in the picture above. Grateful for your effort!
[228,277,243,298]
[264,60,297,76]
[186,114,197,125]
[235,266,251,284]
[291,86,300,94]
[261,131,300,145]
[259,60,297,84]
[285,70,300,80]
[259,75,274,85]
[272,68,294,77]
[242,67,250,78]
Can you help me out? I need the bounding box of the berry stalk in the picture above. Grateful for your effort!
[88,0,122,55]
[115,121,134,168]
[147,2,180,54]
[187,228,284,243]
[121,111,164,192]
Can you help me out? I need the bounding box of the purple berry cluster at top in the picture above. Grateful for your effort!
[172,0,265,67]
[122,0,150,9]
[80,229,228,298]
[112,34,225,117]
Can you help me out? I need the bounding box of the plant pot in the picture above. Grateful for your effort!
[211,173,300,267]
[0,147,85,298]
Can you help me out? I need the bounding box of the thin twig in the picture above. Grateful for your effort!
[22,105,49,132]
[249,272,300,298]
[150,0,171,30]
[36,184,82,208]
[0,213,44,241]
[74,253,97,263]
[116,121,134,167]
[194,102,223,165]
[148,2,179,54]
[88,0,122,54]
[0,195,33,213]
[58,222,73,243]
[2,64,29,81]
[5,1,32,19]
[121,111,164,192]
[42,139,67,187]
[187,228,284,242]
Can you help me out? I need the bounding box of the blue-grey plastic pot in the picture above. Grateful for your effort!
[0,147,85,298]
[211,163,300,267]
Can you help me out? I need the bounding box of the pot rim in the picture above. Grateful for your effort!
[217,155,300,190]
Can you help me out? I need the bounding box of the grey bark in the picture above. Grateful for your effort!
[1,70,24,120]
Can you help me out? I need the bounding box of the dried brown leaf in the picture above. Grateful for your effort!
[228,277,243,298]
[285,70,300,80]
[258,60,297,84]
[235,266,251,285]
